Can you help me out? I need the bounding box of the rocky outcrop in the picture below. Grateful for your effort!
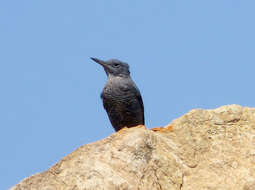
[11,105,255,190]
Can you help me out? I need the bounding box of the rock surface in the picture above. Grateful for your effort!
[11,105,255,190]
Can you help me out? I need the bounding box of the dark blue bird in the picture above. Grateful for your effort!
[91,57,144,131]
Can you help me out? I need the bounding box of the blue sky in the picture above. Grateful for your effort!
[1,0,254,189]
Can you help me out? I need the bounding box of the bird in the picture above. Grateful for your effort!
[91,57,144,131]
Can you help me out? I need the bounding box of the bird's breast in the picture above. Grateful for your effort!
[102,78,134,98]
[101,86,131,101]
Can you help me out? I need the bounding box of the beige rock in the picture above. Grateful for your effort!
[11,105,255,190]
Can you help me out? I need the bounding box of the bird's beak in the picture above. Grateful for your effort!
[91,57,106,67]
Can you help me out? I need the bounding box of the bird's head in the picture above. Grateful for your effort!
[91,57,130,77]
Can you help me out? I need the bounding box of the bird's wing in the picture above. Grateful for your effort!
[124,82,144,125]
[102,80,145,125]
[135,89,145,124]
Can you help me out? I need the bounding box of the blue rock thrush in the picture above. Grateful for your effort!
[91,57,144,131]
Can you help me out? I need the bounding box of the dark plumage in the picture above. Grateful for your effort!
[91,57,144,131]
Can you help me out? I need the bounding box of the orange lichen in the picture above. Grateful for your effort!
[151,125,174,133]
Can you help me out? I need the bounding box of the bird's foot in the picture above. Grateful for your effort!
[117,127,128,133]
[136,125,146,129]
[117,125,146,133]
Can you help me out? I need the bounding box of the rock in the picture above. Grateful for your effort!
[11,105,255,190]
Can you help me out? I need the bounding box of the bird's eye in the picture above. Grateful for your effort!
[113,63,120,67]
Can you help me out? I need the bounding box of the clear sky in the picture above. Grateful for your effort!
[1,0,254,189]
